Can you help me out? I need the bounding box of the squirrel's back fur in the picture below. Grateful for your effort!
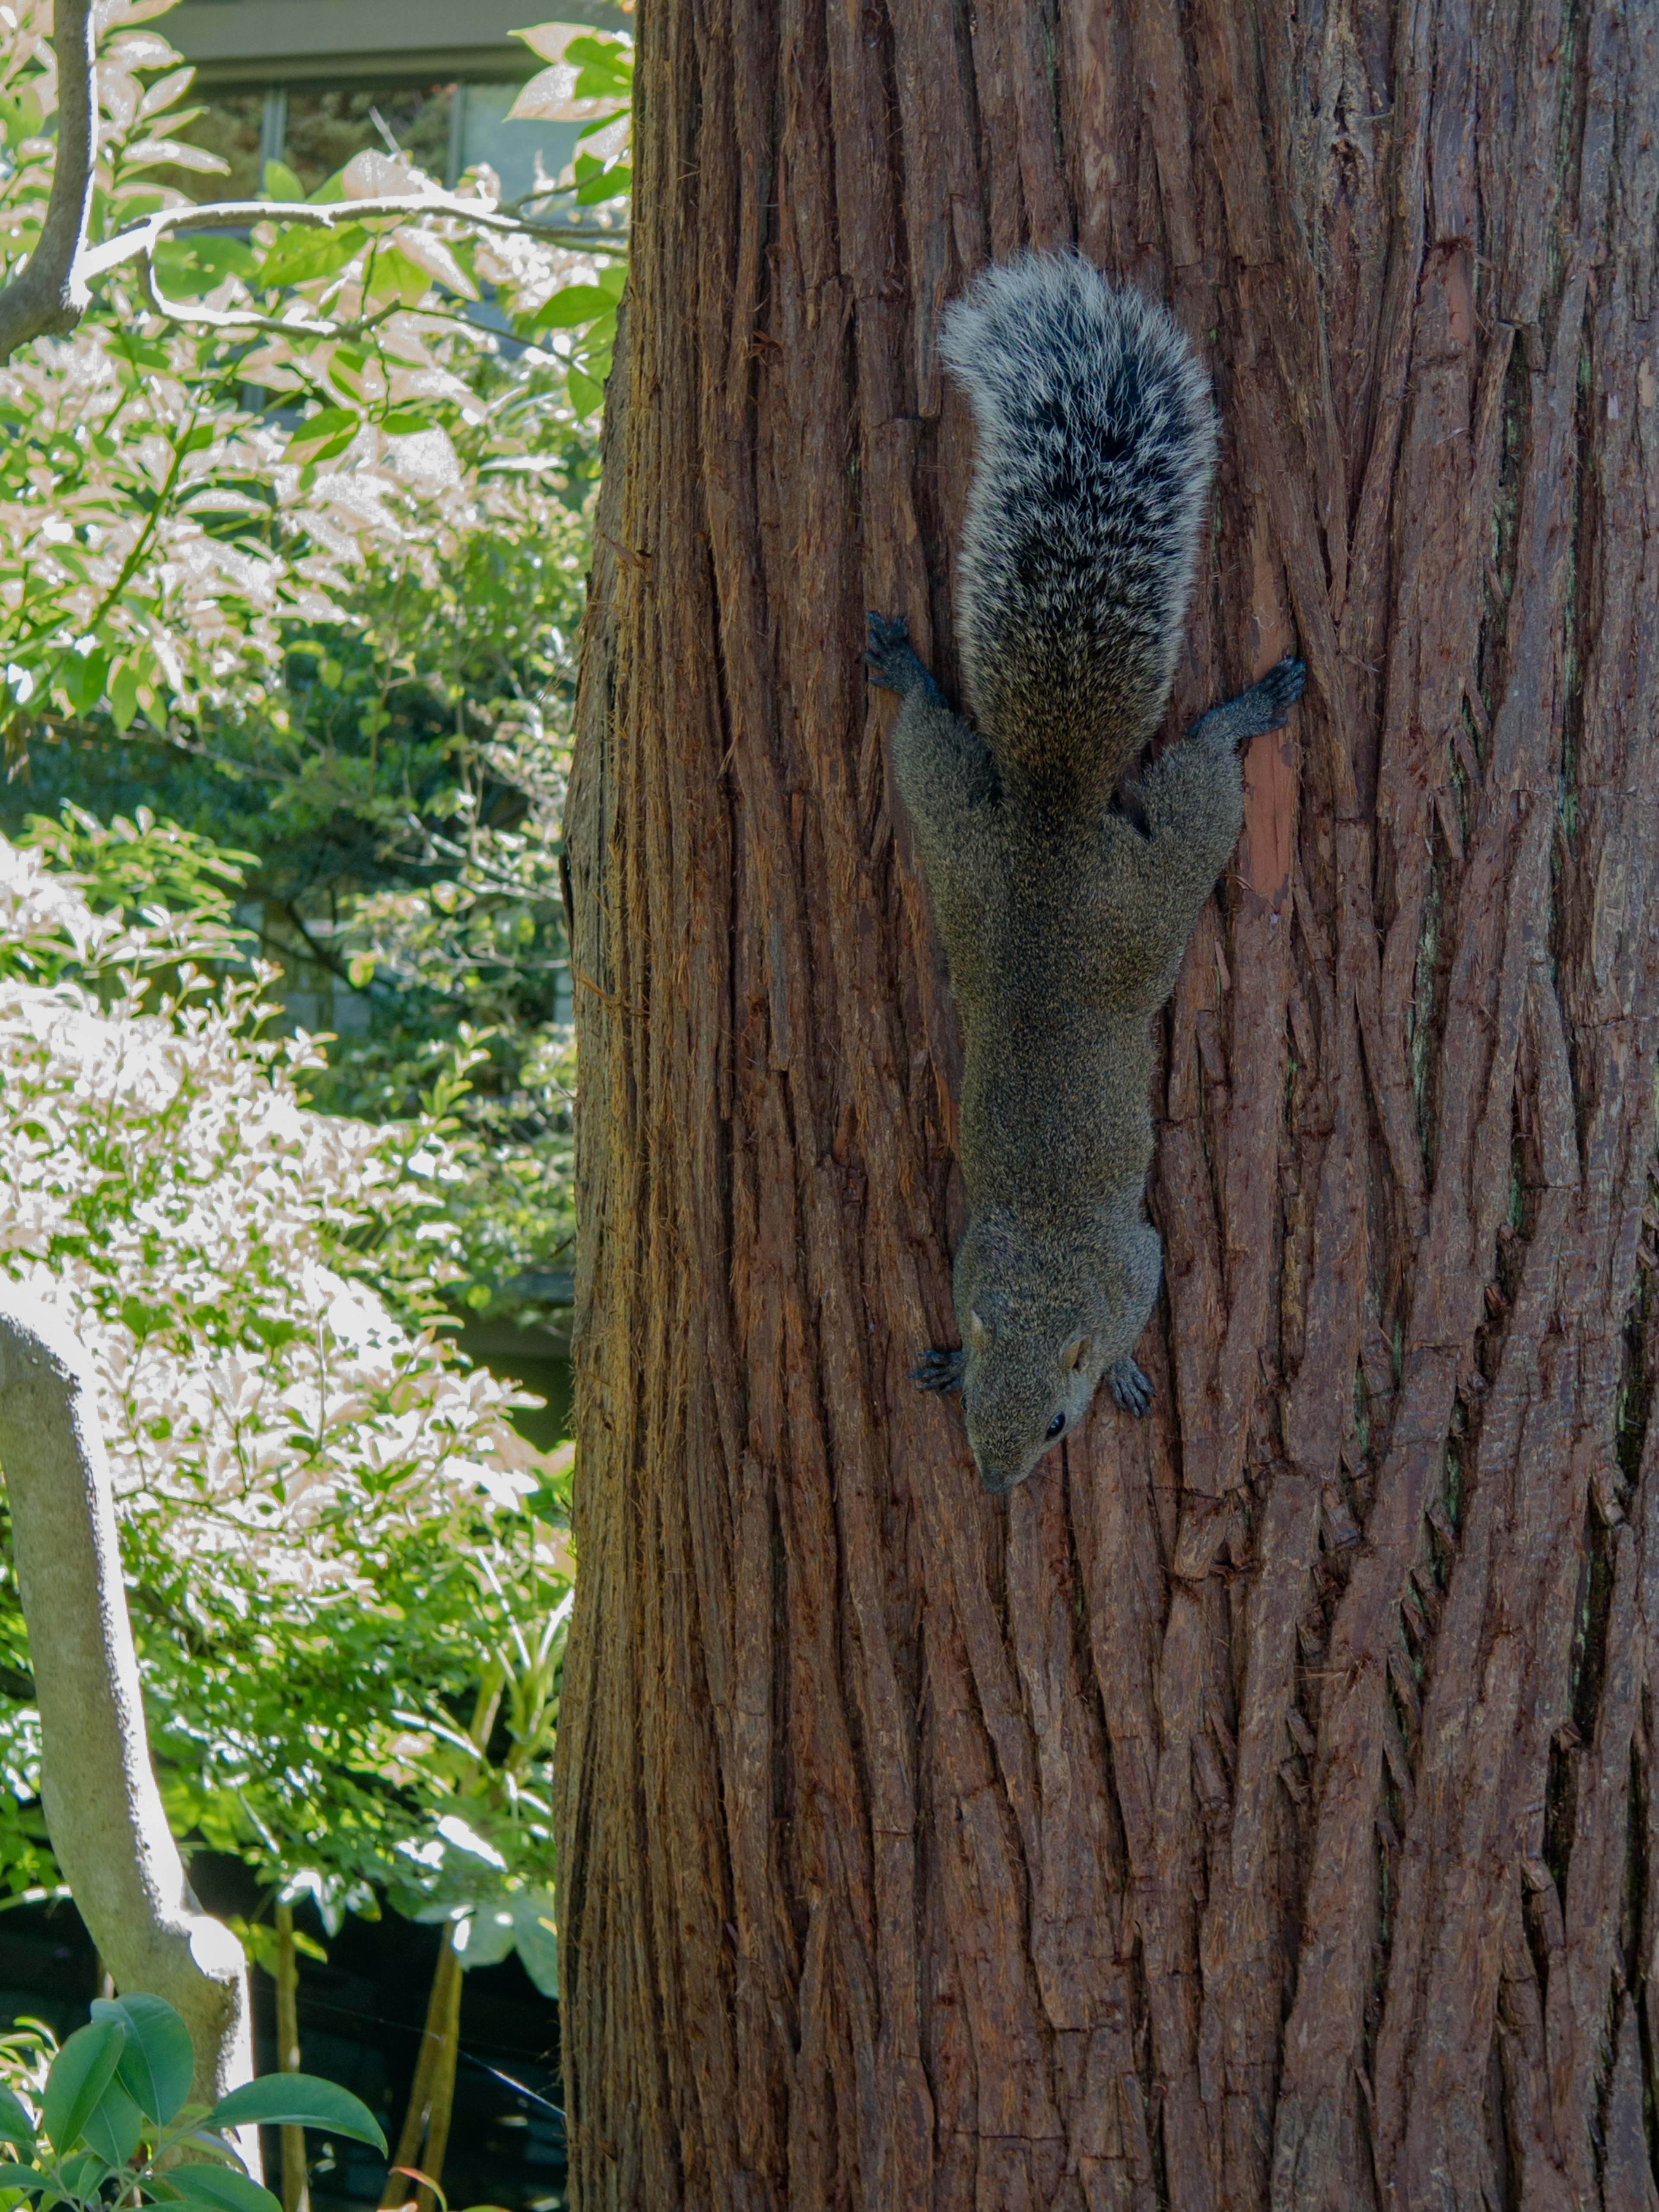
[939,255,1216,818]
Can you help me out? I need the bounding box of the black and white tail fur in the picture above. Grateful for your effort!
[938,255,1217,820]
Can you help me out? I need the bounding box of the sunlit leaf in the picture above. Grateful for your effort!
[205,2076,385,2152]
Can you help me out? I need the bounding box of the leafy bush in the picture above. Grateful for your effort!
[0,1992,384,2212]
[0,834,567,1976]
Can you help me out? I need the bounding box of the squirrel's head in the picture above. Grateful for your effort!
[960,1304,1104,1494]
[954,1204,1160,1494]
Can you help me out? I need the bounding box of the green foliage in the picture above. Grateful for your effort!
[0,839,570,1977]
[0,1995,383,2212]
[0,0,624,756]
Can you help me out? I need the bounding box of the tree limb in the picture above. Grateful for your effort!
[0,0,96,365]
[0,1293,260,2161]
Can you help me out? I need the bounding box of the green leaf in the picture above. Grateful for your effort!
[153,235,259,298]
[0,2165,41,2192]
[566,367,603,417]
[258,224,365,290]
[530,284,614,333]
[262,160,305,202]
[574,165,631,206]
[362,248,430,309]
[510,1892,558,1998]
[64,647,108,715]
[56,2148,110,2202]
[204,2076,385,2153]
[41,2021,124,2155]
[108,661,140,732]
[92,1994,194,2125]
[284,408,359,465]
[76,2079,141,2171]
[0,2089,35,2155]
[167,2167,282,2212]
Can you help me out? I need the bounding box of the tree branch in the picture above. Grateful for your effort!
[0,1294,260,2163]
[0,0,96,365]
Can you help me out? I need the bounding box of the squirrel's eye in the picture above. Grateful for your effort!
[1046,1413,1065,1439]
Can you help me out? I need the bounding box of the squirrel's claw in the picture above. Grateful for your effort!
[912,1345,965,1394]
[1253,655,1307,732]
[865,611,918,693]
[1109,1357,1154,1417]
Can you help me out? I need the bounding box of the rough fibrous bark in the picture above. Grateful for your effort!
[0,0,95,364]
[555,2,1659,2205]
[0,1297,259,2142]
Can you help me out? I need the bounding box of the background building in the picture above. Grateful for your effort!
[165,0,628,204]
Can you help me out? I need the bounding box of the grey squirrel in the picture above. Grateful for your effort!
[867,253,1304,1495]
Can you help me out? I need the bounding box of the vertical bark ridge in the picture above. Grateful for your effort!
[555,0,1659,2204]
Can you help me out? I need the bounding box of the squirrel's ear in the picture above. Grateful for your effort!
[1060,1334,1092,1374]
[969,1310,991,1353]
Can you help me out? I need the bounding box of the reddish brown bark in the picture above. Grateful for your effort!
[554,2,1659,2205]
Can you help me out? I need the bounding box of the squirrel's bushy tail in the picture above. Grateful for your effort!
[939,254,1216,814]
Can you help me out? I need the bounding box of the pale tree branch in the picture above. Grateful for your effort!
[0,0,96,365]
[0,1292,261,2167]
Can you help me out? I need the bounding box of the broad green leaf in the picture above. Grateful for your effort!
[76,2079,141,2171]
[510,1892,558,1998]
[362,248,431,309]
[152,236,258,299]
[108,661,140,732]
[167,2167,282,2212]
[0,2165,41,2191]
[205,2076,385,2152]
[262,160,305,202]
[41,2021,124,2155]
[575,165,631,206]
[92,1994,194,2124]
[0,2089,35,2154]
[259,225,365,290]
[566,366,603,417]
[531,284,613,332]
[55,2149,110,2202]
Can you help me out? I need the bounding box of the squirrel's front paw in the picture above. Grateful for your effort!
[865,612,928,697]
[1249,656,1307,732]
[1109,1357,1153,1417]
[912,1345,965,1394]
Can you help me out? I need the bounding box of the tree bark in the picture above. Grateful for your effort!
[0,1297,260,2144]
[0,0,96,364]
[555,3,1659,2206]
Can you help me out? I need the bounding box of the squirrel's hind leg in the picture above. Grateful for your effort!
[912,1346,965,1393]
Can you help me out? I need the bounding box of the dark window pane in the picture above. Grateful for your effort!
[283,85,455,196]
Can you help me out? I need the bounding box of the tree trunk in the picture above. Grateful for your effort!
[0,1298,260,2159]
[274,1902,311,2212]
[555,3,1659,2206]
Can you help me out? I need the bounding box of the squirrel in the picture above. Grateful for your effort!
[866,253,1305,1496]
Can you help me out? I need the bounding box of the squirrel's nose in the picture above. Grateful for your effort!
[977,1460,1027,1497]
